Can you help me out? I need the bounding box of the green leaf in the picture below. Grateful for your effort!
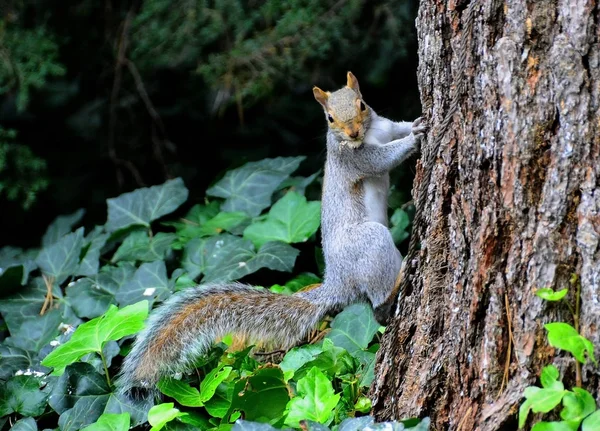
[42,208,85,247]
[169,211,250,247]
[561,388,597,425]
[202,381,233,418]
[390,208,410,244]
[158,379,203,407]
[540,365,563,390]
[42,301,148,368]
[66,278,116,319]
[270,273,321,295]
[582,410,600,431]
[0,264,26,291]
[116,261,170,307]
[199,365,233,404]
[80,413,131,431]
[354,349,377,387]
[0,277,68,351]
[0,345,38,380]
[206,156,305,216]
[243,191,321,248]
[183,235,298,283]
[9,417,38,431]
[536,288,568,302]
[284,366,340,427]
[354,396,372,413]
[229,367,289,422]
[325,303,380,355]
[545,322,597,365]
[77,227,109,276]
[294,341,355,381]
[35,227,85,284]
[531,422,577,431]
[47,363,111,415]
[280,344,324,379]
[527,387,567,414]
[106,178,188,232]
[0,375,48,417]
[111,231,175,263]
[232,420,280,431]
[148,403,184,431]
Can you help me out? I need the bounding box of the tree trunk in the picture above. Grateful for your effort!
[371,1,599,430]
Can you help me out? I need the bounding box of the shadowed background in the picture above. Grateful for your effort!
[0,0,420,248]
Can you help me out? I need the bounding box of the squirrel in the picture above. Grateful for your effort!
[116,71,426,404]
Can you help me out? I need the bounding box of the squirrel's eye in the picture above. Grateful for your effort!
[327,114,334,123]
[360,101,366,111]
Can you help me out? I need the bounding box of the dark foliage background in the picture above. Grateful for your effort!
[0,0,420,248]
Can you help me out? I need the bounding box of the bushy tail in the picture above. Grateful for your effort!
[116,282,328,403]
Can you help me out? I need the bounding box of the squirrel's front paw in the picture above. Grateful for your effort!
[411,116,428,138]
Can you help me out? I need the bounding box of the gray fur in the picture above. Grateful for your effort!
[116,79,424,403]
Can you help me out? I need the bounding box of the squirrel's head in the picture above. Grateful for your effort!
[313,71,371,145]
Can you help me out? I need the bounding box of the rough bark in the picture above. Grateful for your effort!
[371,1,600,430]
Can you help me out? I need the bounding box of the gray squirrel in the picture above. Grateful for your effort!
[116,71,426,403]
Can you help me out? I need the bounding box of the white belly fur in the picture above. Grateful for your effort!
[363,176,389,226]
[362,119,393,226]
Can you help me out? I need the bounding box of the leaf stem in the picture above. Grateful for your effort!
[101,351,112,387]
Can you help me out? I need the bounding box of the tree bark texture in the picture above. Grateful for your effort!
[371,1,599,430]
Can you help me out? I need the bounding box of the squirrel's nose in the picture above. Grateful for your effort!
[348,130,359,139]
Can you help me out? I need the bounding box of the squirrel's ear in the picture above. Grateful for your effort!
[313,86,329,109]
[346,71,361,96]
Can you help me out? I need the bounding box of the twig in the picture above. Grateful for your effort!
[40,274,54,315]
[498,292,514,396]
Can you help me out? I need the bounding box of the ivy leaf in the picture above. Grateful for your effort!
[42,301,148,369]
[284,366,340,427]
[519,385,567,428]
[116,261,170,307]
[48,363,111,415]
[325,303,380,355]
[0,265,26,292]
[0,345,39,380]
[0,277,68,351]
[540,365,563,390]
[243,191,321,248]
[106,178,188,233]
[0,375,48,417]
[199,365,233,404]
[80,413,130,431]
[206,156,305,216]
[531,422,577,431]
[536,288,568,302]
[42,208,85,247]
[390,208,410,244]
[148,403,185,431]
[582,410,600,431]
[270,273,322,295]
[0,246,37,286]
[203,240,299,283]
[232,420,280,431]
[183,234,298,283]
[545,322,597,365]
[168,211,249,248]
[76,227,109,277]
[111,231,175,263]
[35,227,85,284]
[66,278,116,319]
[158,379,203,407]
[229,367,289,422]
[280,344,324,380]
[560,388,597,425]
[9,417,38,431]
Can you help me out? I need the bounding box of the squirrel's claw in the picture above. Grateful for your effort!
[411,116,428,138]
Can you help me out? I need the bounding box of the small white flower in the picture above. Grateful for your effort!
[238,262,247,268]
[50,340,61,347]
